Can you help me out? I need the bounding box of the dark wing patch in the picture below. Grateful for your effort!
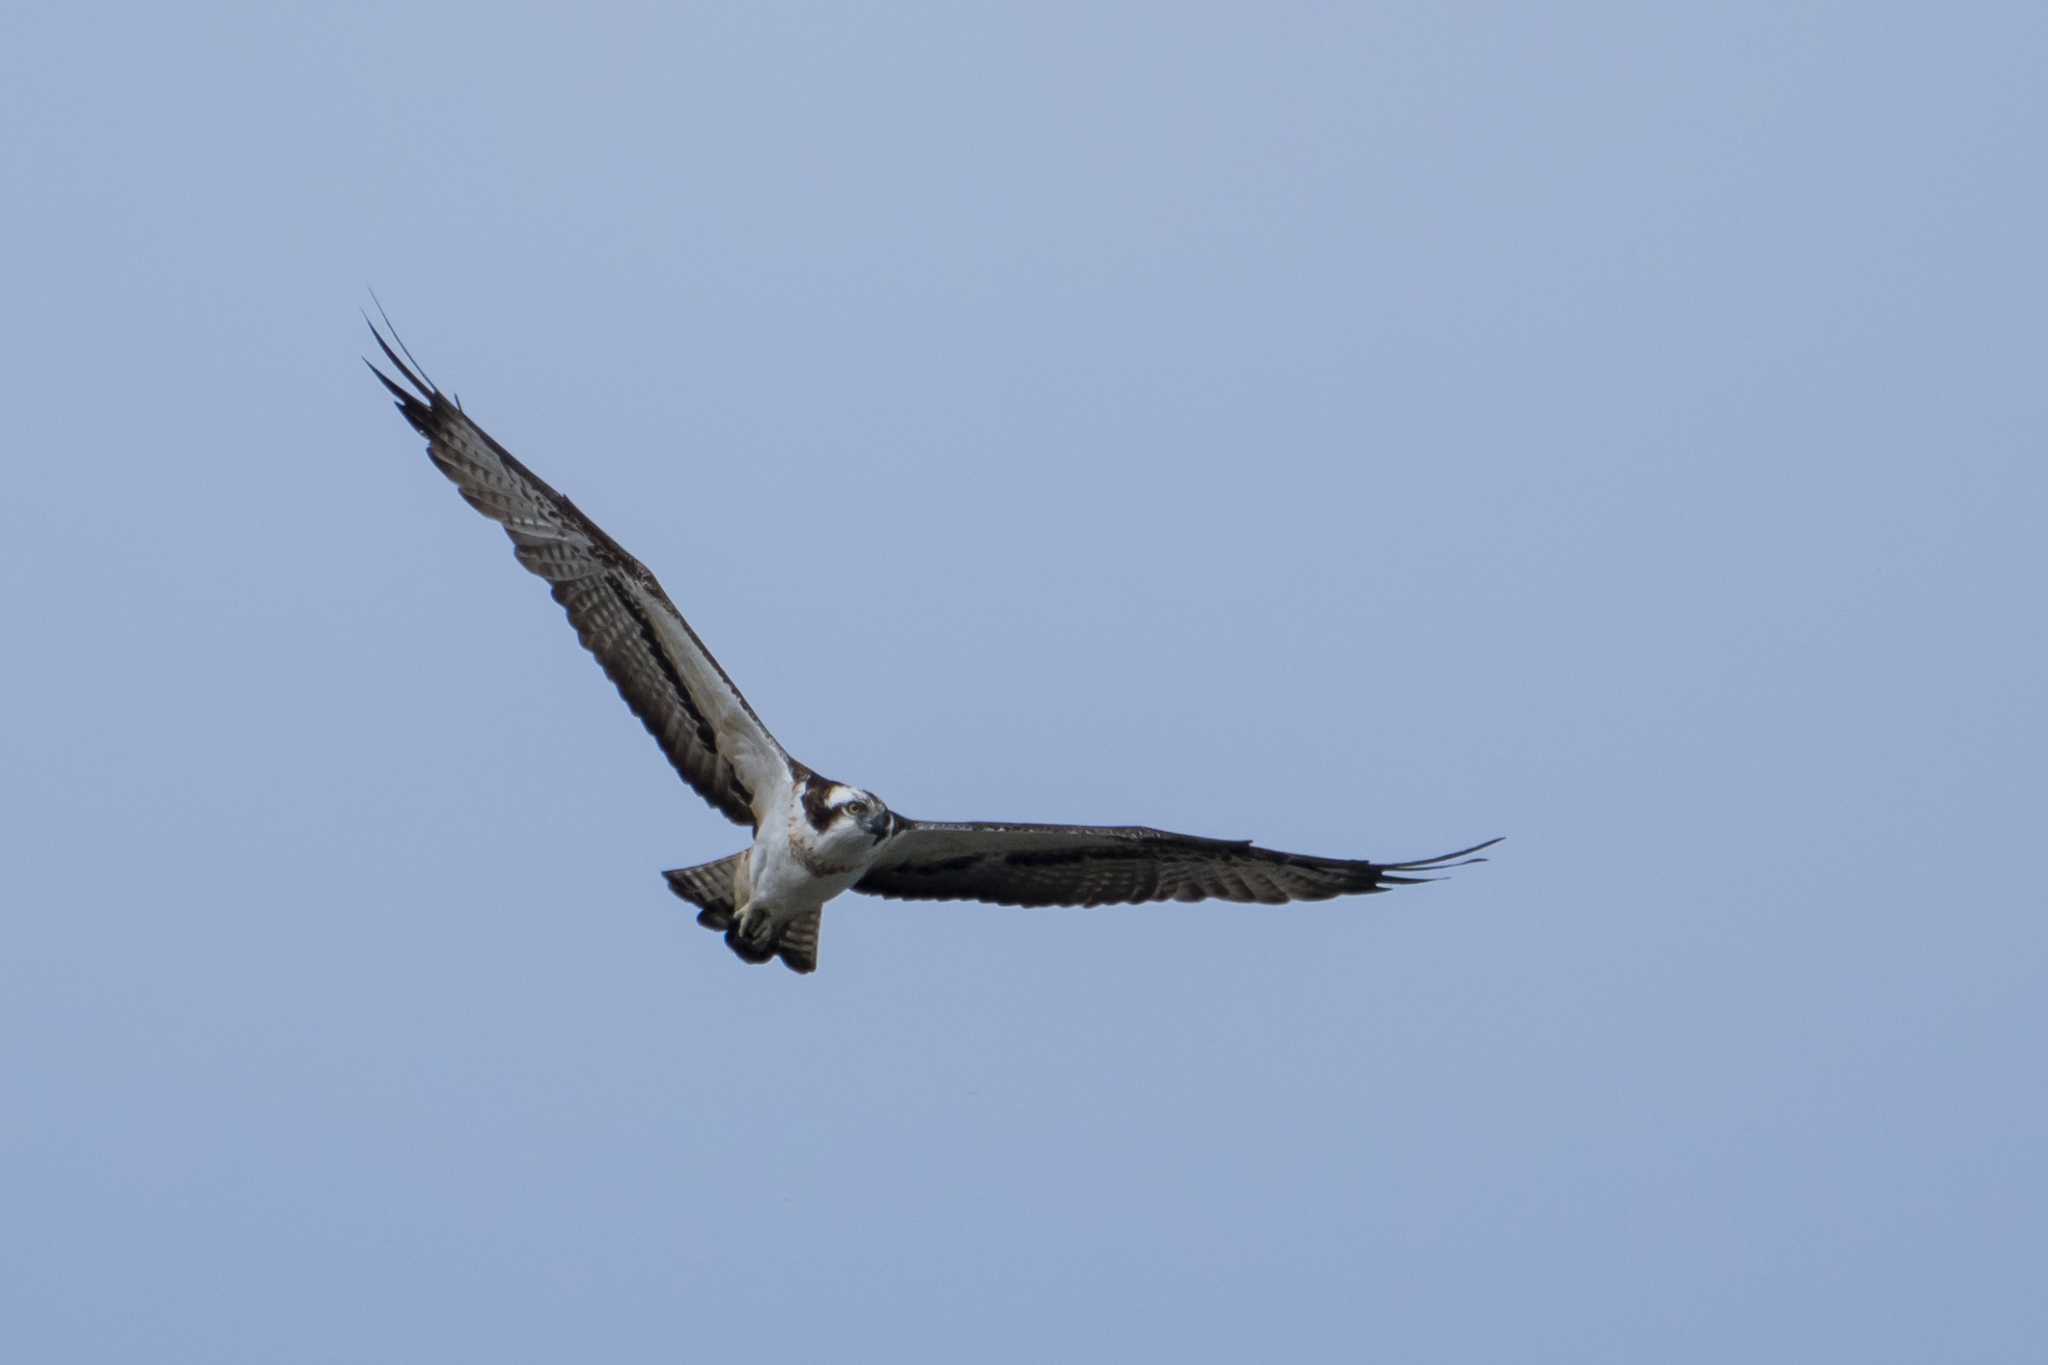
[368,321,784,827]
[857,822,1499,908]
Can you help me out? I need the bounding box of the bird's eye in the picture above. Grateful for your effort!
[845,800,867,816]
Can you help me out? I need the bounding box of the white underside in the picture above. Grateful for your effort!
[735,780,873,937]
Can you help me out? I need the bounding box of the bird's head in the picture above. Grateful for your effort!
[799,777,896,864]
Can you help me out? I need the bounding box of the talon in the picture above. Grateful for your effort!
[723,925,775,965]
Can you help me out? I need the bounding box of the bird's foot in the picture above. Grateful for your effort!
[723,910,777,966]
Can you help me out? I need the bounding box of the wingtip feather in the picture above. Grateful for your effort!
[366,290,436,392]
[1378,835,1503,876]
[362,295,439,405]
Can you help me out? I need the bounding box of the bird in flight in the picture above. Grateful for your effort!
[367,319,1497,973]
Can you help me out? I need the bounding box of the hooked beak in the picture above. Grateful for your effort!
[862,809,893,842]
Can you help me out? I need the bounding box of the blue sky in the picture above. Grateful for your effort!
[4,3,2044,1360]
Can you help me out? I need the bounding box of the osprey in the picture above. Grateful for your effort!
[368,321,1497,974]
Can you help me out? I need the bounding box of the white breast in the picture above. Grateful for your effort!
[742,789,867,931]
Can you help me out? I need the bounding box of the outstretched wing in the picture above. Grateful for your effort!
[857,821,1499,908]
[368,323,789,828]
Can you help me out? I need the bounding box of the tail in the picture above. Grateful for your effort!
[770,911,822,975]
[663,853,746,930]
[660,854,822,975]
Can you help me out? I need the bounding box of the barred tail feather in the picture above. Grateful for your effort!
[774,910,822,975]
[662,853,747,930]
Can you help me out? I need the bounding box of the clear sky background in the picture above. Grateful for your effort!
[4,3,2044,1360]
